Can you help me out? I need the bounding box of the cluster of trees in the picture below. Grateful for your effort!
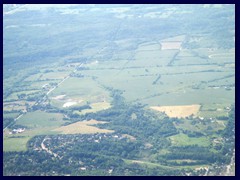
[3,117,14,129]
[220,105,235,161]
[162,145,230,164]
[152,74,161,85]
[182,130,204,138]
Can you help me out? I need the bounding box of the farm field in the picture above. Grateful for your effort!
[3,111,66,151]
[150,104,201,118]
[3,4,235,176]
[78,39,234,107]
[53,119,114,134]
[49,77,111,108]
[15,111,65,128]
[169,133,211,147]
[3,112,20,119]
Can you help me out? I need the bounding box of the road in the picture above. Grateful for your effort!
[41,137,61,158]
[3,114,23,131]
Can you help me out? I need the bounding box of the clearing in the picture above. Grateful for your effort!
[169,133,210,147]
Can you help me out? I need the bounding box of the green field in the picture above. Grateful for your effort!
[16,111,65,128]
[169,133,211,147]
[3,127,61,152]
[3,112,20,119]
[74,102,111,115]
[79,41,234,107]
[3,4,235,176]
[124,158,208,170]
[3,136,30,152]
[3,37,234,153]
[5,90,41,101]
[39,71,70,80]
[3,111,67,152]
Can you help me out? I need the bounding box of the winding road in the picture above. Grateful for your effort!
[41,137,61,158]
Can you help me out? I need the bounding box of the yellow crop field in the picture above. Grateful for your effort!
[150,104,201,118]
[53,119,114,134]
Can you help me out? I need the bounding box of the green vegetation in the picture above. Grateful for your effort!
[169,133,210,147]
[3,4,235,176]
[3,136,30,152]
[15,111,65,128]
[3,111,66,152]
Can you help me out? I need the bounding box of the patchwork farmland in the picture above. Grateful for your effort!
[3,4,235,176]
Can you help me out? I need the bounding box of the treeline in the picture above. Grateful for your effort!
[220,105,235,159]
[162,145,229,164]
[3,150,184,176]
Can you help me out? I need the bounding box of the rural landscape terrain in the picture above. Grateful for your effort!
[3,4,235,176]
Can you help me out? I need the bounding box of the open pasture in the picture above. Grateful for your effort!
[26,79,60,90]
[5,90,41,101]
[159,35,185,50]
[137,41,161,51]
[15,110,65,128]
[39,71,70,80]
[3,126,61,152]
[49,77,107,97]
[48,77,111,106]
[80,51,234,106]
[3,136,30,152]
[198,103,230,119]
[160,42,182,50]
[23,73,43,81]
[127,49,178,67]
[3,112,20,119]
[172,56,209,66]
[169,133,210,147]
[3,100,35,112]
[208,54,235,64]
[174,117,226,133]
[140,87,234,106]
[84,60,128,70]
[161,35,186,42]
[4,111,67,152]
